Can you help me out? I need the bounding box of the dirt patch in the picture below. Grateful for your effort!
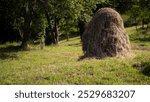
[35,76,50,81]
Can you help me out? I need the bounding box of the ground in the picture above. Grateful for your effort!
[0,26,150,85]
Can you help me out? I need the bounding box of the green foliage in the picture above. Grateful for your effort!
[1,0,149,44]
[55,0,81,20]
[46,0,103,37]
[139,7,150,21]
[60,19,77,34]
[31,7,47,41]
[127,0,150,27]
[77,0,102,21]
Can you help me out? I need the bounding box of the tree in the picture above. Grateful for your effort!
[41,0,88,43]
[127,0,150,30]
[2,0,37,50]
[139,0,150,29]
[0,0,104,47]
[31,4,47,48]
[12,0,46,49]
[128,4,140,31]
[77,0,102,40]
[21,0,37,50]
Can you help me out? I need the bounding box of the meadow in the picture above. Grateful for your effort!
[0,26,150,85]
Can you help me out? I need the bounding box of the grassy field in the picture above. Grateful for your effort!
[0,26,150,85]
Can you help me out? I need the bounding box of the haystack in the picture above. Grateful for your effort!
[82,8,130,58]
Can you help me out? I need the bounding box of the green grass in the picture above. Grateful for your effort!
[0,27,150,85]
[126,26,150,47]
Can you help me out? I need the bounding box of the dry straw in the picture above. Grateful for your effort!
[82,8,131,58]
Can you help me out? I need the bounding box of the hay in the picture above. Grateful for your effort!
[82,8,131,58]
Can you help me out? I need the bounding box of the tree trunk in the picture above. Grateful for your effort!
[146,19,149,29]
[135,18,138,32]
[45,12,53,45]
[147,23,149,29]
[66,34,69,41]
[21,0,35,50]
[78,20,86,41]
[142,19,145,29]
[41,0,59,45]
[40,0,52,45]
[53,16,59,45]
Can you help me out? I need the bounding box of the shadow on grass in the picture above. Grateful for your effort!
[133,62,150,77]
[0,53,18,60]
[0,45,21,60]
[137,37,150,42]
[0,45,21,53]
[59,32,80,41]
[68,43,81,47]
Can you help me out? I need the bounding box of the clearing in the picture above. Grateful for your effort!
[0,26,150,84]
